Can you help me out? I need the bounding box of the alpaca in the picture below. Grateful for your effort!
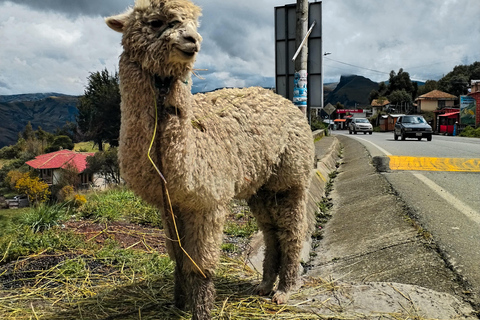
[106,0,315,319]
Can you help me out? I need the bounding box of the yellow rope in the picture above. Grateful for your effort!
[147,87,207,278]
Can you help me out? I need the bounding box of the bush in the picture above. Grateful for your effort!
[15,172,51,205]
[45,135,75,153]
[0,145,21,159]
[459,126,480,138]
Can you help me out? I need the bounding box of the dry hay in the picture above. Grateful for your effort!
[0,251,444,320]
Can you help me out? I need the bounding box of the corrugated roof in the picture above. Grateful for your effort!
[371,99,390,107]
[417,90,457,100]
[26,150,95,173]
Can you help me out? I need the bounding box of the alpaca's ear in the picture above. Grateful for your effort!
[105,9,132,33]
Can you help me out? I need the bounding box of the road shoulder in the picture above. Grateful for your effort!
[301,135,476,319]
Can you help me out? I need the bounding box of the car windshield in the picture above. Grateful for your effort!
[355,119,369,123]
[402,116,425,124]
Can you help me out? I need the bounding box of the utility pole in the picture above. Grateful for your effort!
[293,0,309,120]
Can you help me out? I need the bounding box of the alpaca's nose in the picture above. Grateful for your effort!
[183,23,202,45]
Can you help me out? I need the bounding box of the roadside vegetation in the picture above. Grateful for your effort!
[0,187,269,320]
[459,125,480,138]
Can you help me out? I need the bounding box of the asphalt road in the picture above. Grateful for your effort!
[332,130,480,299]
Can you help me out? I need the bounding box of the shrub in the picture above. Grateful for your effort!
[5,170,23,190]
[73,194,87,207]
[459,126,480,138]
[58,185,74,202]
[15,172,51,205]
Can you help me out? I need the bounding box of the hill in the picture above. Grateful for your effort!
[0,94,79,148]
[324,75,379,108]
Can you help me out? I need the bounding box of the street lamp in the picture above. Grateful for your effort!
[321,52,331,110]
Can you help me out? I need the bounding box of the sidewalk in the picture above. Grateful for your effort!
[296,134,477,319]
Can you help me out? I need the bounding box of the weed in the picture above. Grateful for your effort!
[16,203,69,233]
[224,218,258,238]
[221,243,238,253]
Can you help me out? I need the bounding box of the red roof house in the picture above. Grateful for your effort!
[26,150,95,187]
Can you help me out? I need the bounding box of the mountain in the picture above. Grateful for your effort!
[324,75,379,108]
[0,94,79,148]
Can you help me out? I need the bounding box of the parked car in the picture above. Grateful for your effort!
[394,115,432,141]
[348,118,373,134]
[5,195,29,209]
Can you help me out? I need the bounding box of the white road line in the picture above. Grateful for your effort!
[412,173,480,225]
[350,136,392,156]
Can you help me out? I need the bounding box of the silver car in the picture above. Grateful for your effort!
[349,118,373,135]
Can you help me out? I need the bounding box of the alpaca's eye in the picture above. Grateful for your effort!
[168,20,180,29]
[149,20,164,29]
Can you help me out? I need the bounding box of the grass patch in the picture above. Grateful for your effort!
[73,141,110,152]
[76,187,161,226]
[16,203,70,233]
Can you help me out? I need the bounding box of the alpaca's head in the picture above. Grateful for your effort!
[106,0,202,78]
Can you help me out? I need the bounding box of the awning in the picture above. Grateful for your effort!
[439,111,460,117]
[334,119,346,122]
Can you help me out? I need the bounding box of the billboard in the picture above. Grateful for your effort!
[460,95,476,125]
[274,2,322,109]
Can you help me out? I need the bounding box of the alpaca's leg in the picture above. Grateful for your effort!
[187,272,215,320]
[161,206,188,309]
[248,191,281,296]
[174,263,187,309]
[180,206,226,320]
[270,188,308,304]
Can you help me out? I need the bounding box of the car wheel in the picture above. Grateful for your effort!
[349,129,352,134]
[394,133,398,140]
[417,137,422,141]
[364,132,367,134]
[354,131,357,134]
[427,135,432,141]
[369,131,372,135]
[401,131,406,141]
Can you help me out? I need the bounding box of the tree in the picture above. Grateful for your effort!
[85,147,121,184]
[77,69,121,151]
[15,172,50,205]
[417,80,438,97]
[21,121,35,141]
[45,135,74,153]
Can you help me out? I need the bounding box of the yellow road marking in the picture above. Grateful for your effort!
[388,156,480,172]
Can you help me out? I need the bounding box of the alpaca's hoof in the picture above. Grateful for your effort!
[255,282,274,296]
[272,291,290,305]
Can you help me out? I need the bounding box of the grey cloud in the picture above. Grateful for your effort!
[0,0,132,17]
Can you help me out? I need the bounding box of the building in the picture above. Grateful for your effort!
[26,150,95,188]
[415,90,457,112]
[467,80,480,127]
[379,114,404,132]
[371,98,390,116]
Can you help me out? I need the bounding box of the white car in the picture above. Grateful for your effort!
[349,118,373,135]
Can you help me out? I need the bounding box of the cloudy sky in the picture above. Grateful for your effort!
[0,0,479,96]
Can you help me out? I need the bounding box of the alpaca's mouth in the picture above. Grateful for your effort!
[175,43,199,59]
[180,50,196,57]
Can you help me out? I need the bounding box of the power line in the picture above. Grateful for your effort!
[324,57,390,75]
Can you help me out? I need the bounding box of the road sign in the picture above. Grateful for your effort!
[324,103,336,115]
